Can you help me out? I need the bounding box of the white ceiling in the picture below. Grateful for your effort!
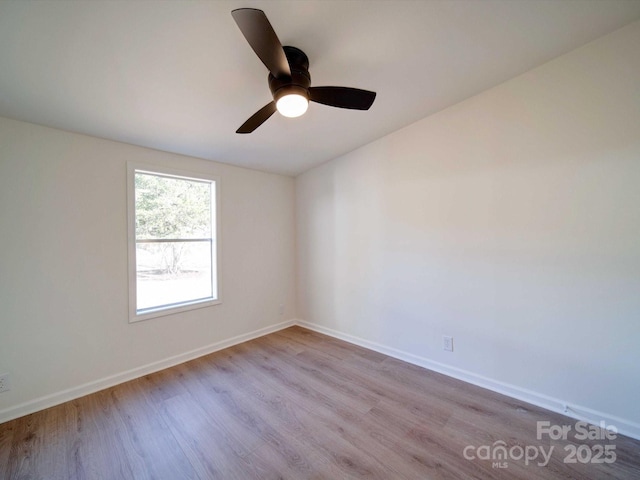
[1,0,639,176]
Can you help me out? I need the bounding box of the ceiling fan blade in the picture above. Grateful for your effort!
[231,8,291,79]
[236,101,277,134]
[309,87,376,110]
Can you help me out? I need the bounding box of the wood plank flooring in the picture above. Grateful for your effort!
[1,326,639,479]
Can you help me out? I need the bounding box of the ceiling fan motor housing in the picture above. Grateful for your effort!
[269,46,311,102]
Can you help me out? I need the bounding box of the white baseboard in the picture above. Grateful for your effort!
[296,320,640,441]
[0,320,295,425]
[4,318,638,442]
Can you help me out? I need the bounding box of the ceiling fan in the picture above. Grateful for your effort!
[231,8,377,134]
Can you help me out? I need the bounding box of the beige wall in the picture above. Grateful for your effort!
[296,21,640,435]
[0,118,296,419]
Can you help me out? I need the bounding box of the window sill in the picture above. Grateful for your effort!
[129,298,222,323]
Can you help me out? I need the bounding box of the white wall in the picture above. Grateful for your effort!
[297,21,640,434]
[0,118,296,419]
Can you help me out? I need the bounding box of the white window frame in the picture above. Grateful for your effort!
[127,162,221,323]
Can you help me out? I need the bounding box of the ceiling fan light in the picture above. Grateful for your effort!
[276,93,309,118]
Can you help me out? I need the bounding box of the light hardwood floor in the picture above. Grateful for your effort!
[1,326,639,479]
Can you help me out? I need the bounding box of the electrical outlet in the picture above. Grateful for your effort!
[0,373,10,393]
[443,336,454,352]
[279,304,284,315]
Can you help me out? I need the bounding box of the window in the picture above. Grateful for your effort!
[127,163,220,322]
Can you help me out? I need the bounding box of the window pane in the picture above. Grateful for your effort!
[135,172,211,240]
[136,241,214,311]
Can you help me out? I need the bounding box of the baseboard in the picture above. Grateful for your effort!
[5,318,638,441]
[296,320,640,441]
[0,319,295,425]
